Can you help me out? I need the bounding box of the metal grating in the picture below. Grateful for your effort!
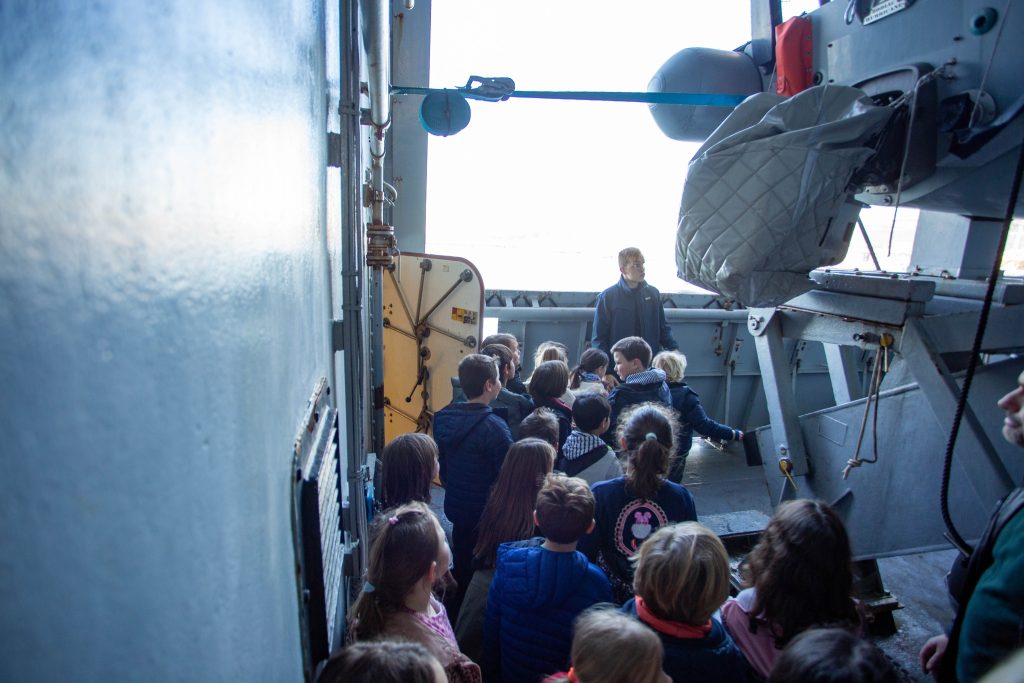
[292,378,342,679]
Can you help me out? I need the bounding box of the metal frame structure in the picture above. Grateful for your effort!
[749,269,1024,556]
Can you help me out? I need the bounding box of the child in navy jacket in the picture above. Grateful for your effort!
[483,474,613,682]
[434,354,513,605]
[604,336,671,445]
[623,522,750,683]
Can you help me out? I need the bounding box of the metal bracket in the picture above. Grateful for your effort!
[747,308,775,337]
[331,319,345,352]
[327,132,343,168]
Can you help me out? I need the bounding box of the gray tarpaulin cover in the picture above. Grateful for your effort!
[675,85,892,307]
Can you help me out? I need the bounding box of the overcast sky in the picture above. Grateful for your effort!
[424,0,924,293]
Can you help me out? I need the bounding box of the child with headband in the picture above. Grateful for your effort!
[348,502,480,683]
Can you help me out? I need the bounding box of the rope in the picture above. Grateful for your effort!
[843,345,884,479]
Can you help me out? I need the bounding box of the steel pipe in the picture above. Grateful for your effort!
[485,306,750,322]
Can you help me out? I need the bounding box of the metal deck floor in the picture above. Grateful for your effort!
[684,441,956,681]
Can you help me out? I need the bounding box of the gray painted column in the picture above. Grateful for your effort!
[899,319,1014,498]
[751,310,810,475]
[825,343,863,404]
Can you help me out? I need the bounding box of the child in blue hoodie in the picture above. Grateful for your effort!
[434,354,514,608]
[482,474,613,682]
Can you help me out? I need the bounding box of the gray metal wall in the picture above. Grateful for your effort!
[0,2,335,679]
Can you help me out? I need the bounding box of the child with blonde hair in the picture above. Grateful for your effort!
[651,350,742,482]
[625,522,750,682]
[543,607,670,683]
[348,502,480,683]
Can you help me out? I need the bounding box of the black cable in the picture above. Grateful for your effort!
[940,133,1024,555]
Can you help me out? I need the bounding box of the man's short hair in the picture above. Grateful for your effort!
[611,336,652,368]
[618,247,644,269]
[573,393,611,432]
[535,473,595,544]
[481,344,513,378]
[518,408,560,448]
[480,333,518,352]
[458,354,498,399]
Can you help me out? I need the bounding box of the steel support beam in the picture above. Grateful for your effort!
[751,310,809,475]
[899,318,1014,496]
[825,343,864,404]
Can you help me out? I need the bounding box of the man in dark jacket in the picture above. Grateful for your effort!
[592,248,678,384]
[434,354,513,605]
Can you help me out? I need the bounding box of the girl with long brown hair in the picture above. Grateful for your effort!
[578,402,697,603]
[378,432,452,542]
[721,499,861,679]
[528,360,574,452]
[348,502,480,683]
[452,438,555,661]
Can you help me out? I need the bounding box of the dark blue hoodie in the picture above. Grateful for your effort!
[433,402,512,526]
[482,543,613,682]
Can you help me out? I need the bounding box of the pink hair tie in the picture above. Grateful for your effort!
[388,515,399,525]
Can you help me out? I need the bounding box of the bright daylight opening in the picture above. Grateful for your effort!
[425,1,937,295]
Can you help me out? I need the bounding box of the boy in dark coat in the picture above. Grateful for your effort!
[622,522,750,683]
[434,354,514,604]
[603,336,672,445]
[482,474,613,682]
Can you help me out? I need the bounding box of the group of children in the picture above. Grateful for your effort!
[319,333,902,683]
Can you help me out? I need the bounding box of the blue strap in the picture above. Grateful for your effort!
[393,85,746,107]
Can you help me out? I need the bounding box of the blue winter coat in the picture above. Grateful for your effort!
[433,403,513,526]
[482,543,613,683]
[667,381,737,456]
[591,277,678,356]
[621,599,752,683]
